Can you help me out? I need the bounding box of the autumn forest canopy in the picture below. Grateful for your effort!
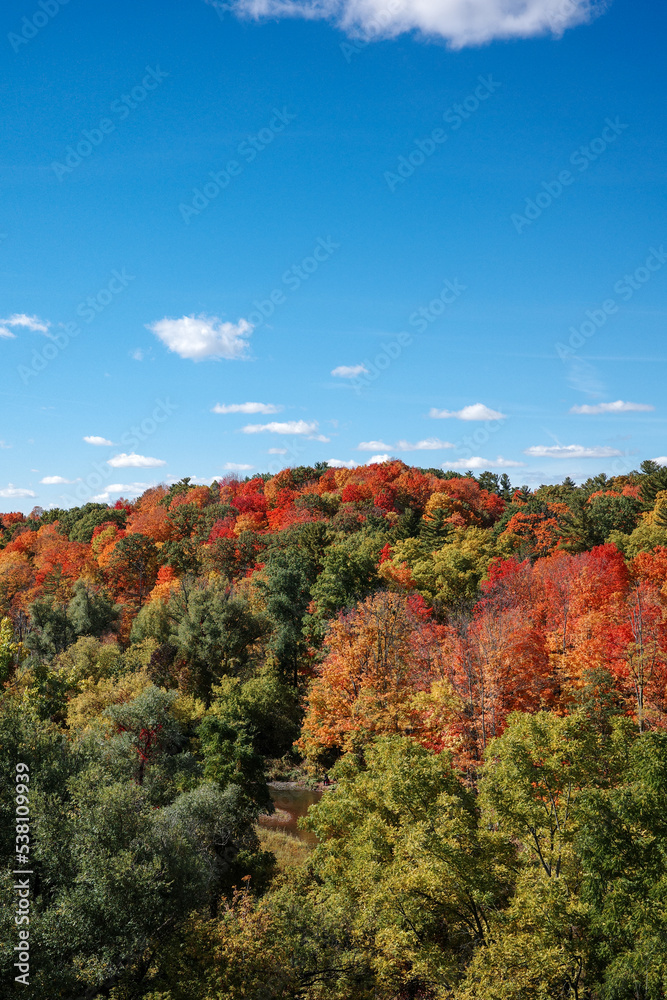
[3,457,667,999]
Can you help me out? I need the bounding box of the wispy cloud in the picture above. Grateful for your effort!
[331,364,369,378]
[213,0,605,47]
[268,447,288,455]
[107,453,167,468]
[242,420,319,436]
[223,462,254,471]
[395,437,455,451]
[429,403,506,421]
[357,440,392,451]
[359,437,455,453]
[213,402,282,415]
[0,484,36,498]
[446,456,524,470]
[524,444,623,459]
[327,459,356,468]
[570,400,655,415]
[40,475,77,485]
[91,482,154,502]
[148,314,253,361]
[0,313,50,339]
[84,435,114,446]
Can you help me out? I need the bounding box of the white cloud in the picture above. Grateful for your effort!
[40,475,77,485]
[331,364,369,378]
[359,437,456,453]
[570,400,655,415]
[223,462,254,471]
[84,435,114,446]
[91,482,154,502]
[0,484,36,498]
[654,457,667,466]
[268,447,288,455]
[357,440,392,451]
[430,403,506,421]
[213,402,282,415]
[131,348,145,361]
[524,444,623,459]
[367,454,391,464]
[396,437,455,451]
[215,0,604,46]
[107,453,167,468]
[107,483,153,492]
[242,420,318,435]
[327,459,356,468]
[0,313,50,338]
[445,456,524,470]
[310,433,331,443]
[148,314,253,361]
[7,313,49,332]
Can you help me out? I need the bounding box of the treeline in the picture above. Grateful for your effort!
[1,459,667,998]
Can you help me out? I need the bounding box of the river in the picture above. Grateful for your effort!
[260,784,325,846]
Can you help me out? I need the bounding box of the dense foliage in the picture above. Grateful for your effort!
[2,458,667,998]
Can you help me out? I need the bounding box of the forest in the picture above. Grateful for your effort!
[2,457,667,999]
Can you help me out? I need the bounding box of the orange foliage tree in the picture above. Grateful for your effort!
[298,591,447,764]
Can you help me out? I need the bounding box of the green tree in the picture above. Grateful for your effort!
[0,688,273,999]
[199,713,272,813]
[303,736,512,998]
[105,685,185,786]
[26,597,75,657]
[155,781,274,916]
[66,580,120,638]
[210,669,301,759]
[173,585,270,703]
[0,616,19,682]
[308,533,383,634]
[578,731,667,999]
[639,460,667,509]
[67,504,127,543]
[458,712,634,999]
[262,548,314,686]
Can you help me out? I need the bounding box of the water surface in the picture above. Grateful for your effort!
[262,785,324,846]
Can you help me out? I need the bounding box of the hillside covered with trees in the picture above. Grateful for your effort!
[3,458,667,999]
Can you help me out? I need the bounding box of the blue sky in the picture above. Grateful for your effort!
[1,0,666,511]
